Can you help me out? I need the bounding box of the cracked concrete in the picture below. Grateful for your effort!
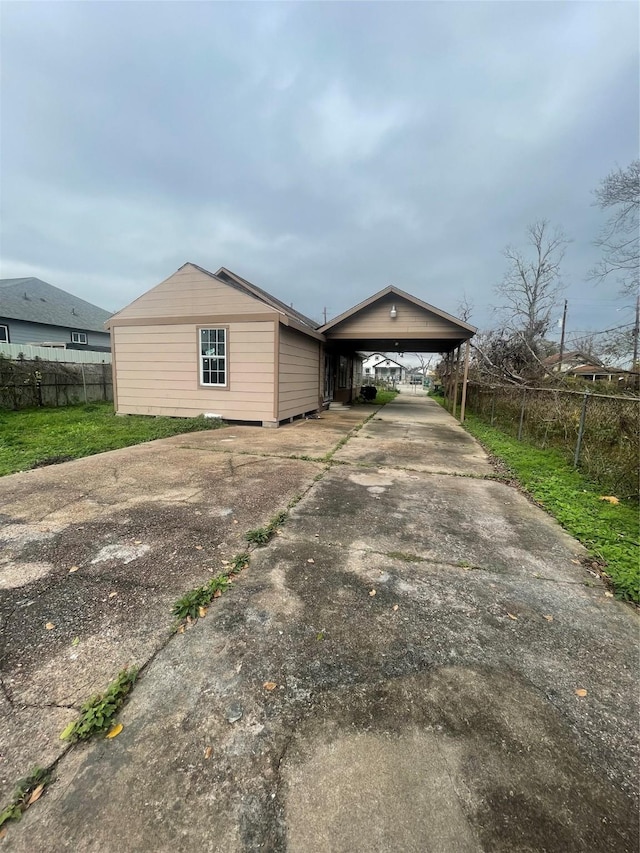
[1,391,638,852]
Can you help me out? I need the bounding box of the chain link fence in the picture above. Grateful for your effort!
[461,382,639,497]
[0,357,113,410]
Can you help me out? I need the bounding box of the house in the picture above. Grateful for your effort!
[362,353,409,384]
[543,351,627,382]
[107,264,477,425]
[0,277,111,352]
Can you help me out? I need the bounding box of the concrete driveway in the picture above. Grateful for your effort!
[1,392,638,851]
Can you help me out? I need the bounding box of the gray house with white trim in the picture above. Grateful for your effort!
[0,277,111,352]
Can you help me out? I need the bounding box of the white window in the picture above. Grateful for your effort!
[365,367,370,374]
[71,331,87,344]
[200,328,227,386]
[0,325,8,343]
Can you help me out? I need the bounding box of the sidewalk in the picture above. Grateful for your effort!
[3,392,638,851]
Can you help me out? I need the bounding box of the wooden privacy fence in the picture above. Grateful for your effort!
[461,382,639,498]
[0,357,113,409]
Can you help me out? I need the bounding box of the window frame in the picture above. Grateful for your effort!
[71,331,88,345]
[197,326,229,389]
[0,324,9,343]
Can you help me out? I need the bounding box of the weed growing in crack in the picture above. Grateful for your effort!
[60,668,137,743]
[0,767,53,829]
[246,509,288,547]
[172,552,250,622]
[172,574,230,619]
[387,551,425,563]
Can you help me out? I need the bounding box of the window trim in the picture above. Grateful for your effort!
[71,331,88,345]
[0,324,9,343]
[197,326,229,390]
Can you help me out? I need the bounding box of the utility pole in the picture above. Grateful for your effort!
[323,307,327,324]
[558,299,568,371]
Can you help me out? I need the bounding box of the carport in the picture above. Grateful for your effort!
[318,285,477,420]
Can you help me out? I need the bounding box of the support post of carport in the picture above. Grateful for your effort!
[452,345,462,419]
[459,339,471,423]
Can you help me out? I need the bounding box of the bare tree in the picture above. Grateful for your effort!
[456,293,474,323]
[590,160,639,297]
[495,221,569,355]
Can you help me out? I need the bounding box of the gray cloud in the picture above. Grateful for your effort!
[1,1,638,342]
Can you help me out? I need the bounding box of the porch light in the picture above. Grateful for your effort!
[390,305,397,319]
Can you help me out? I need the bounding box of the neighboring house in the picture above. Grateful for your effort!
[568,365,630,383]
[543,351,626,382]
[107,263,476,426]
[362,353,408,383]
[0,277,112,352]
[543,351,601,373]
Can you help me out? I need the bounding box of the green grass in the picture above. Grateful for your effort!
[373,389,399,405]
[463,414,639,603]
[0,403,224,476]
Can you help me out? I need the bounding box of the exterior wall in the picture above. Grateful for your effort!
[0,317,111,350]
[278,325,321,420]
[111,265,269,321]
[327,294,463,340]
[113,321,275,420]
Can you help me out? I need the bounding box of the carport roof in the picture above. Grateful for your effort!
[319,285,476,353]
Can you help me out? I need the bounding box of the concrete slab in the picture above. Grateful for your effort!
[2,394,638,852]
[334,394,492,475]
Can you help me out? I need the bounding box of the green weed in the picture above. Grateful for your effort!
[172,575,230,619]
[387,551,424,563]
[246,509,288,547]
[60,668,137,743]
[0,767,53,829]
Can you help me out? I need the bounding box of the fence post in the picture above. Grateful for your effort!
[574,393,589,468]
[490,391,496,426]
[102,363,108,401]
[80,363,88,403]
[517,388,526,441]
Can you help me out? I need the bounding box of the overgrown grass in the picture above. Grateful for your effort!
[373,389,399,405]
[0,402,224,476]
[60,668,138,743]
[463,414,639,603]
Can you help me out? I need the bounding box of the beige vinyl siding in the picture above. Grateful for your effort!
[278,326,321,420]
[111,265,278,321]
[114,322,275,420]
[328,294,463,339]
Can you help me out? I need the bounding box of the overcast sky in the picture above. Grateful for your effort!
[1,1,638,349]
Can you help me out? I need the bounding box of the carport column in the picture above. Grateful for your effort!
[459,340,471,423]
[451,345,462,419]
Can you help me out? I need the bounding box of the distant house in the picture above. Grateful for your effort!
[0,277,111,352]
[542,351,627,382]
[362,353,408,384]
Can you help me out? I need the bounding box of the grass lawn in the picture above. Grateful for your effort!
[0,403,223,477]
[461,412,639,603]
[373,389,399,405]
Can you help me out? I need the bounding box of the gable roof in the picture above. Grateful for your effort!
[319,285,477,335]
[542,350,600,367]
[214,266,320,331]
[0,277,112,332]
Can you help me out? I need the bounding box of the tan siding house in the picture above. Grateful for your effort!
[107,268,476,425]
[107,263,323,426]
